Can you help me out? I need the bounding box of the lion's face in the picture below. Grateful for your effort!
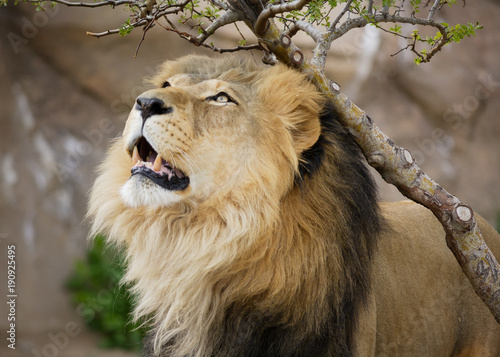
[119,56,322,208]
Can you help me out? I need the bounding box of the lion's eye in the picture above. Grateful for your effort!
[208,92,237,105]
[162,81,171,88]
[216,94,229,103]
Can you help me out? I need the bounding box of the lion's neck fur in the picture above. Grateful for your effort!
[91,173,331,355]
[89,111,380,356]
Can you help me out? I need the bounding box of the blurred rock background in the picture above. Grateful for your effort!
[0,1,499,356]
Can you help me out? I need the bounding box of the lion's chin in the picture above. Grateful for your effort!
[120,175,184,208]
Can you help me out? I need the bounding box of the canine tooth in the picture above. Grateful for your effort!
[153,154,163,172]
[132,146,140,165]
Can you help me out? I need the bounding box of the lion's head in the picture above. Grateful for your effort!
[118,55,322,209]
[89,55,380,356]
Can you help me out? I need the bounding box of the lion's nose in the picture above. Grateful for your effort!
[135,97,173,121]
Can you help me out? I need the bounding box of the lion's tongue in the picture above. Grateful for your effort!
[134,151,185,180]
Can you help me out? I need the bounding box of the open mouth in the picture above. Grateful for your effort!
[130,137,189,191]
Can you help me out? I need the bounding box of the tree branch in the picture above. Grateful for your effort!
[194,9,242,44]
[285,20,323,42]
[254,0,312,35]
[231,10,500,323]
[26,0,137,7]
[326,14,447,45]
[210,0,229,11]
[140,0,156,18]
[320,13,449,64]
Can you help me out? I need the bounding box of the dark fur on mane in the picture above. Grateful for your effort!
[141,104,382,356]
[294,103,381,355]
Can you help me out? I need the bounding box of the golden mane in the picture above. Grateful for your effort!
[90,55,500,356]
[88,55,381,356]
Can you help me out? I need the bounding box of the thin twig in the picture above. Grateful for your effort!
[323,13,448,63]
[330,0,353,31]
[373,22,412,40]
[156,0,192,17]
[87,18,147,37]
[135,19,156,57]
[86,1,191,38]
[367,0,374,15]
[201,43,263,53]
[382,0,389,16]
[156,20,262,53]
[233,22,247,42]
[155,21,195,41]
[427,0,442,20]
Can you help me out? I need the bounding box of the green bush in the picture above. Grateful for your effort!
[66,235,146,350]
[496,213,500,233]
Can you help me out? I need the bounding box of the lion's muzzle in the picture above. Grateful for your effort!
[135,97,173,122]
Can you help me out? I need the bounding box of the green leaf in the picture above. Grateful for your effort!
[119,18,134,37]
[410,0,422,13]
[411,29,421,41]
[390,25,402,34]
[446,22,483,43]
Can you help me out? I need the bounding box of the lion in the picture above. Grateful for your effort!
[88,55,500,356]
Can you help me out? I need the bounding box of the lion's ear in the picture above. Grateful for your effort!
[258,66,323,154]
[289,105,322,154]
